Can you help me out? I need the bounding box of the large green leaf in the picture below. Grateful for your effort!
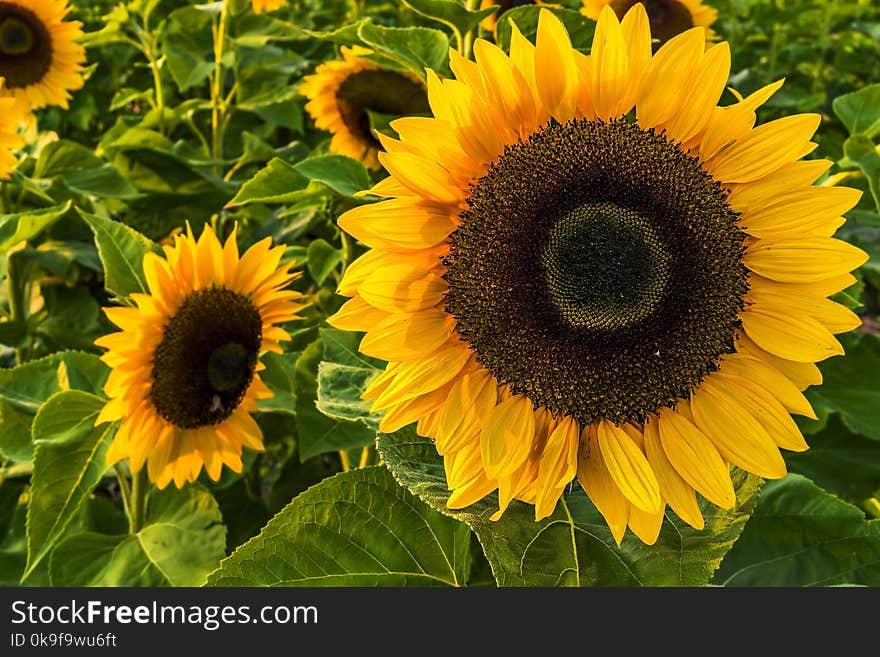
[0,202,72,255]
[257,351,299,415]
[715,474,880,586]
[357,23,449,77]
[833,84,880,138]
[315,327,383,429]
[844,134,880,211]
[205,467,472,586]
[295,337,376,461]
[49,486,226,586]
[786,414,880,503]
[402,0,497,49]
[226,157,320,207]
[78,209,162,298]
[24,390,116,580]
[378,427,761,586]
[808,333,880,441]
[34,140,138,199]
[0,351,109,463]
[306,238,342,285]
[293,155,371,198]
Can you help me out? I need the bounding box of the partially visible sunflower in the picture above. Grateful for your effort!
[251,0,285,14]
[331,6,867,545]
[301,46,431,170]
[582,0,718,43]
[0,78,24,179]
[95,225,307,489]
[0,0,85,110]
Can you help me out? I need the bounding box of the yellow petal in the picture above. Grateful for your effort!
[535,9,578,122]
[740,186,862,239]
[534,416,579,520]
[727,159,833,209]
[326,295,389,331]
[636,28,705,129]
[744,237,868,283]
[664,42,731,143]
[720,353,817,418]
[378,151,463,205]
[480,394,536,480]
[734,332,823,391]
[589,6,630,120]
[436,368,499,455]
[577,425,629,546]
[359,308,456,361]
[372,346,471,409]
[707,114,821,183]
[657,408,736,509]
[627,505,664,546]
[338,198,458,252]
[644,417,704,530]
[741,306,843,363]
[596,419,662,514]
[358,263,447,313]
[691,381,788,479]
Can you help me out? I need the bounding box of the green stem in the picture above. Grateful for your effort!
[211,0,232,168]
[128,468,150,533]
[462,0,480,59]
[114,463,132,520]
[6,252,27,364]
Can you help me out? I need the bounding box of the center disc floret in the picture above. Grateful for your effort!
[542,201,672,331]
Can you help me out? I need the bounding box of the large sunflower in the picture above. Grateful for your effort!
[251,0,285,14]
[95,225,307,489]
[0,0,85,110]
[301,46,431,170]
[330,6,867,545]
[582,0,718,43]
[0,78,24,179]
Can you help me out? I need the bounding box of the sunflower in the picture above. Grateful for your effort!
[330,6,867,545]
[95,224,307,489]
[0,0,85,110]
[300,46,431,170]
[0,78,24,179]
[582,0,718,43]
[251,0,285,14]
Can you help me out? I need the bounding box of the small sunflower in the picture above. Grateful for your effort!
[0,0,85,110]
[0,78,24,179]
[95,225,307,489]
[300,46,431,170]
[331,6,867,545]
[251,0,285,14]
[582,0,718,43]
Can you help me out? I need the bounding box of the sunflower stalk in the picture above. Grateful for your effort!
[6,250,28,364]
[462,0,480,59]
[211,0,233,170]
[128,468,150,534]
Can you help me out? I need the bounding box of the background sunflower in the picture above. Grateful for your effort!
[0,0,85,110]
[582,0,718,43]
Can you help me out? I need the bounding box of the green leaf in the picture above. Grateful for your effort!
[786,415,880,503]
[24,390,116,580]
[494,6,596,52]
[843,133,880,211]
[293,154,371,198]
[78,208,162,297]
[205,467,472,586]
[306,238,342,285]
[833,84,880,138]
[0,202,72,255]
[49,485,226,586]
[295,338,377,461]
[808,333,880,441]
[401,0,497,47]
[257,351,298,415]
[34,140,138,199]
[715,474,880,586]
[357,23,449,77]
[378,427,761,586]
[0,351,109,463]
[316,327,383,429]
[226,157,317,207]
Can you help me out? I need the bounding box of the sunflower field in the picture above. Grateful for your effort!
[0,0,879,590]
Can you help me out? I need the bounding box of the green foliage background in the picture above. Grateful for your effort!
[1,0,879,587]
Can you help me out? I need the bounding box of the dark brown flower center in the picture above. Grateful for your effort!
[335,69,430,149]
[444,119,748,426]
[0,3,53,88]
[150,287,262,429]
